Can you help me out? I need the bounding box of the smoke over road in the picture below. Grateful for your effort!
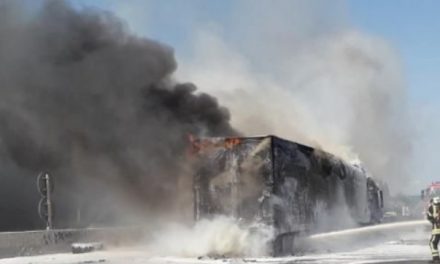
[0,0,236,230]
[148,216,274,257]
[178,0,413,194]
[0,0,414,234]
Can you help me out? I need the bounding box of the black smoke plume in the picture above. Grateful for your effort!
[0,0,236,230]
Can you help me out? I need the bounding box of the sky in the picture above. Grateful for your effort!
[349,0,440,193]
[63,0,440,194]
[69,0,440,105]
[349,0,440,104]
[348,0,440,193]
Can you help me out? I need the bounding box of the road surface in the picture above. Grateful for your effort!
[0,220,433,264]
[0,239,432,264]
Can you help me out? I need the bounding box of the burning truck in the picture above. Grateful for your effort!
[190,135,384,255]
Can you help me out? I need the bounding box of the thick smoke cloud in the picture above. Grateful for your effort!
[0,0,235,230]
[179,1,413,194]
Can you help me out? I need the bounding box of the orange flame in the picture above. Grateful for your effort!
[187,135,241,156]
[224,138,241,149]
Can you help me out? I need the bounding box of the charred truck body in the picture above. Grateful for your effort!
[191,136,384,255]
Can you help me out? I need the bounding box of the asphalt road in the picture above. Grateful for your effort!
[0,242,432,264]
[0,220,433,264]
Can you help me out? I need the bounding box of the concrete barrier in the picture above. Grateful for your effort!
[0,227,144,258]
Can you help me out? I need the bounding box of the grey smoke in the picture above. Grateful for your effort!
[0,0,235,230]
[179,0,413,194]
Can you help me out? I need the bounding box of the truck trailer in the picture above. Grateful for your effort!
[190,135,384,255]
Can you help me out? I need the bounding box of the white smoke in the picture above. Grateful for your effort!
[148,216,274,257]
[80,1,414,194]
[176,2,412,194]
